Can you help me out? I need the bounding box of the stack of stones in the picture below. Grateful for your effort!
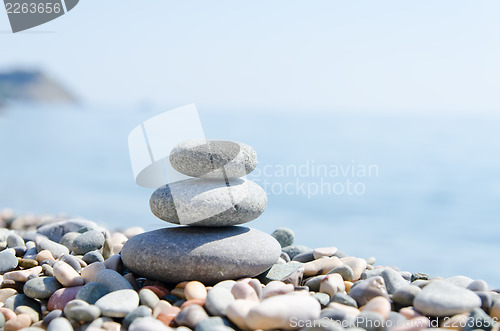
[121,139,281,284]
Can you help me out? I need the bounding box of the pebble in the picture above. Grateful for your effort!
[271,228,295,248]
[258,262,304,286]
[150,178,267,226]
[41,264,54,277]
[23,277,62,299]
[328,265,355,282]
[123,306,152,329]
[262,281,294,299]
[53,261,84,287]
[327,294,357,310]
[205,287,235,316]
[246,293,321,330]
[129,316,172,331]
[0,251,18,274]
[175,304,209,328]
[18,259,38,269]
[226,299,259,330]
[3,266,42,282]
[35,250,54,264]
[363,296,391,319]
[95,269,133,291]
[122,227,280,284]
[95,289,139,318]
[392,285,422,307]
[3,294,41,313]
[195,316,234,331]
[76,282,109,304]
[381,267,409,294]
[304,275,326,292]
[71,230,105,255]
[169,139,257,178]
[3,313,31,331]
[343,258,367,281]
[467,279,489,292]
[59,232,80,251]
[47,317,73,331]
[103,254,122,271]
[0,288,17,302]
[66,304,101,323]
[139,288,159,309]
[42,310,62,327]
[320,274,345,297]
[35,237,69,259]
[47,286,82,311]
[184,281,207,301]
[282,245,312,260]
[355,311,385,331]
[36,219,103,242]
[313,247,338,259]
[293,251,316,263]
[312,292,331,307]
[447,275,474,288]
[60,255,82,272]
[348,276,389,306]
[14,305,40,323]
[82,251,104,264]
[6,233,24,248]
[81,262,106,283]
[413,280,481,316]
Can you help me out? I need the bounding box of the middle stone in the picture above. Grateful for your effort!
[150,177,267,226]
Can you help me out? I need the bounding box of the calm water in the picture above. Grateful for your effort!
[1,105,499,286]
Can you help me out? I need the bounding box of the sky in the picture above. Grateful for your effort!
[1,1,500,113]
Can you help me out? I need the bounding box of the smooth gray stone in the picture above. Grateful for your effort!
[47,317,73,331]
[150,178,267,226]
[349,276,389,307]
[121,226,281,284]
[23,246,38,260]
[95,269,133,291]
[0,249,18,274]
[175,304,209,328]
[467,280,489,292]
[123,305,152,329]
[37,219,104,243]
[59,232,80,250]
[205,287,235,316]
[35,237,69,259]
[447,275,474,288]
[392,285,421,307]
[169,139,257,178]
[330,292,358,308]
[257,262,304,285]
[304,275,326,292]
[0,228,9,242]
[42,309,63,327]
[463,307,494,331]
[60,254,82,272]
[293,251,315,263]
[361,267,387,280]
[381,267,409,294]
[476,291,493,314]
[328,265,355,282]
[282,245,312,260]
[76,282,110,304]
[271,228,295,248]
[313,292,331,307]
[72,230,105,255]
[66,305,101,323]
[413,280,481,316]
[82,251,104,264]
[95,289,139,318]
[7,232,25,248]
[24,277,62,299]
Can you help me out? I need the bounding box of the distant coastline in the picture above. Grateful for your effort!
[0,69,77,106]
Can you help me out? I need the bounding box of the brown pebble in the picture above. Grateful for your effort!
[171,288,185,300]
[19,259,39,269]
[141,285,169,298]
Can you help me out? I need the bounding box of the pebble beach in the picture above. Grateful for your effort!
[1,139,499,331]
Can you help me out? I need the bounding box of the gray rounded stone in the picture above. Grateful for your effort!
[7,233,25,248]
[381,267,409,294]
[59,232,80,250]
[42,310,63,327]
[0,250,18,274]
[139,289,159,309]
[24,277,62,299]
[271,228,295,247]
[121,226,281,284]
[413,280,481,316]
[205,287,235,316]
[95,289,139,318]
[123,305,152,329]
[150,178,267,226]
[71,230,105,255]
[76,282,110,304]
[60,254,82,272]
[327,265,355,282]
[330,292,358,308]
[95,269,133,292]
[37,219,105,243]
[82,251,104,264]
[35,237,69,259]
[349,276,389,306]
[392,285,421,307]
[282,245,312,260]
[169,139,257,178]
[66,304,101,323]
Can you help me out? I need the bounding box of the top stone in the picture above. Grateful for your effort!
[169,139,257,178]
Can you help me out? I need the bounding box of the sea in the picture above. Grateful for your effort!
[1,104,499,287]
